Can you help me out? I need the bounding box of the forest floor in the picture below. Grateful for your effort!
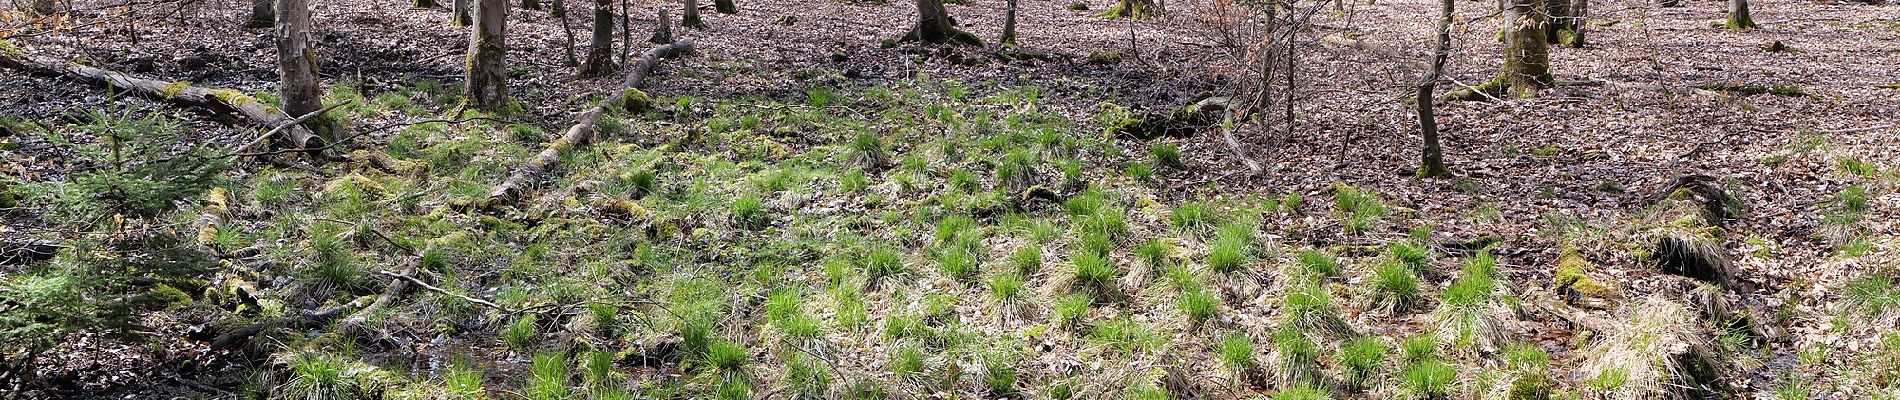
[2,0,1899,398]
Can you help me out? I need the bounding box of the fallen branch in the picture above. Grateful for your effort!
[233,100,354,155]
[484,40,694,207]
[0,50,330,156]
[377,269,505,311]
[210,295,375,351]
[1319,34,1430,72]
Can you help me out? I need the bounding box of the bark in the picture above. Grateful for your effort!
[1415,0,1452,178]
[246,0,274,29]
[713,0,736,14]
[452,0,473,25]
[1099,0,1156,19]
[0,53,328,155]
[28,0,58,16]
[580,0,617,76]
[416,0,439,8]
[275,0,328,144]
[649,7,674,44]
[1000,0,1019,46]
[1454,0,1550,100]
[466,0,509,110]
[905,0,980,45]
[1546,0,1584,47]
[553,0,579,67]
[212,295,374,351]
[681,0,705,28]
[485,41,694,207]
[522,0,541,10]
[1725,0,1756,29]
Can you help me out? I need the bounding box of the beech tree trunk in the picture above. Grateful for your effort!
[649,7,674,44]
[682,0,705,28]
[1456,0,1550,100]
[466,0,509,110]
[0,53,328,154]
[1416,0,1452,178]
[28,0,57,16]
[907,0,978,45]
[1000,0,1018,46]
[522,0,541,10]
[579,0,617,76]
[452,0,473,25]
[275,0,328,143]
[553,0,579,67]
[1101,0,1155,19]
[713,0,735,13]
[246,0,274,28]
[1546,0,1584,47]
[1725,0,1756,29]
[417,0,439,8]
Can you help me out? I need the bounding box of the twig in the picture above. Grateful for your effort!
[377,270,506,311]
[1816,124,1893,134]
[233,100,354,154]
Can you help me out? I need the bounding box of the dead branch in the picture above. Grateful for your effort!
[484,40,694,207]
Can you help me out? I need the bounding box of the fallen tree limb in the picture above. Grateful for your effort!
[377,269,506,311]
[210,294,374,351]
[1319,34,1429,72]
[484,40,694,207]
[0,50,331,156]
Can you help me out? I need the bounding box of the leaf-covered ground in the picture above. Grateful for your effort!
[2,0,1899,398]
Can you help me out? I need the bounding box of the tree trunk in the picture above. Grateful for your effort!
[28,0,58,16]
[1416,0,1452,178]
[1100,0,1155,19]
[1455,0,1550,100]
[906,0,979,45]
[466,0,509,110]
[1545,0,1584,47]
[553,0,579,67]
[580,0,617,76]
[1000,0,1019,46]
[275,0,328,143]
[452,0,473,25]
[0,53,328,155]
[713,0,736,14]
[416,0,439,8]
[649,7,674,44]
[522,0,541,10]
[246,0,274,29]
[1725,0,1756,29]
[681,0,705,28]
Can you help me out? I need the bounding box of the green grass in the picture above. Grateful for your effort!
[707,339,750,374]
[1217,332,1256,372]
[527,351,571,400]
[1178,287,1219,325]
[1072,250,1121,290]
[1333,183,1387,234]
[1368,260,1420,313]
[1151,143,1183,169]
[1341,336,1390,387]
[1296,250,1341,279]
[863,247,908,283]
[1056,293,1093,326]
[501,314,537,350]
[1169,201,1214,230]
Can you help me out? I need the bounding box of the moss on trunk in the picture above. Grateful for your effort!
[1097,0,1155,19]
[1724,0,1757,29]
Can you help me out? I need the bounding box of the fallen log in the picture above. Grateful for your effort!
[0,50,329,156]
[483,40,693,207]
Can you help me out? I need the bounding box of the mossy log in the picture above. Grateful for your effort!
[1113,96,1228,140]
[211,294,376,352]
[1554,247,1621,310]
[1640,175,1739,286]
[484,40,693,207]
[0,51,328,155]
